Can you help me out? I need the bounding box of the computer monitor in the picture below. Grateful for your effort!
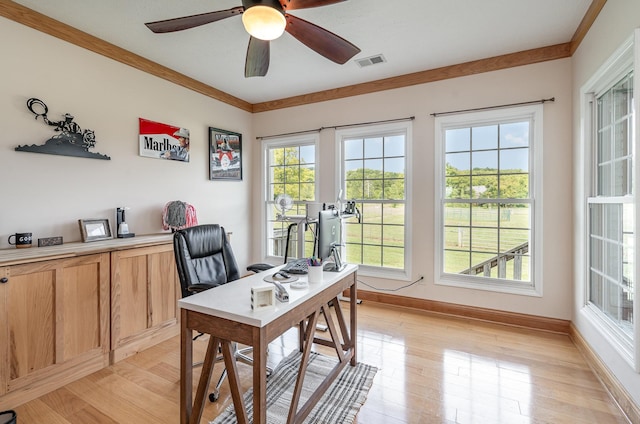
[317,209,345,272]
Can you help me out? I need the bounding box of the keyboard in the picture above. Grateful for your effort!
[282,258,309,274]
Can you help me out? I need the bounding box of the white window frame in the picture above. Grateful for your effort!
[335,121,413,281]
[434,105,544,296]
[261,133,319,264]
[579,31,639,370]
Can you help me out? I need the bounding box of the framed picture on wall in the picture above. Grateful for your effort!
[209,127,242,180]
[139,118,190,162]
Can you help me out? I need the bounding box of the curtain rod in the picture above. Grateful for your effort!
[430,97,555,117]
[256,116,415,140]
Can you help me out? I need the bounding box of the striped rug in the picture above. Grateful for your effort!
[211,351,377,424]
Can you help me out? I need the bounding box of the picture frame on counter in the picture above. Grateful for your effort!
[78,218,113,242]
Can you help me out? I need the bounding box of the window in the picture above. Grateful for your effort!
[263,135,318,261]
[337,121,411,277]
[581,32,637,365]
[435,105,543,295]
[588,73,634,340]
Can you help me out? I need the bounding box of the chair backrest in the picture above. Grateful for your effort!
[173,224,240,298]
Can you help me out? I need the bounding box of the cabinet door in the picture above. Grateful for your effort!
[0,254,110,395]
[111,244,179,354]
[148,247,179,326]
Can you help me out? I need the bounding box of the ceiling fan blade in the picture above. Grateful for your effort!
[284,14,360,64]
[145,6,244,33]
[279,0,346,11]
[245,37,270,77]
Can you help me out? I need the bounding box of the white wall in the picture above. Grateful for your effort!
[252,58,574,320]
[0,17,255,268]
[571,0,640,408]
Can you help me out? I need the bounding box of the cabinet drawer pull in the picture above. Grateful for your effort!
[0,277,7,283]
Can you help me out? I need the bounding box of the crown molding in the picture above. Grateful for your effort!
[570,0,607,55]
[253,43,572,112]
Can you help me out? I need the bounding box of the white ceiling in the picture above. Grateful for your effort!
[13,0,592,104]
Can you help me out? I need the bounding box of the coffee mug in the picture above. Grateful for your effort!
[8,232,32,248]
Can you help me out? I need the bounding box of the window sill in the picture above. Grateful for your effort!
[581,304,635,370]
[436,274,541,297]
[356,265,411,282]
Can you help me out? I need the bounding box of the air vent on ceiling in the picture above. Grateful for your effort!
[355,54,387,68]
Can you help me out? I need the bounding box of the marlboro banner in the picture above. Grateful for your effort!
[139,118,190,162]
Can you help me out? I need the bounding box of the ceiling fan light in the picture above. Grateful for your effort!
[242,5,286,41]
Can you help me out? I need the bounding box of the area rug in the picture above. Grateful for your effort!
[211,351,377,424]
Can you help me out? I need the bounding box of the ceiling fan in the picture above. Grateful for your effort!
[145,0,361,78]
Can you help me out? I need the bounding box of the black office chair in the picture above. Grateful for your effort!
[173,224,254,402]
[0,410,16,424]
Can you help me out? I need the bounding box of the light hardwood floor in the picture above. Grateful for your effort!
[14,302,630,423]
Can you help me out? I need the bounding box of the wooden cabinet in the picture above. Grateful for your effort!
[0,253,110,408]
[110,244,180,362]
[0,235,176,408]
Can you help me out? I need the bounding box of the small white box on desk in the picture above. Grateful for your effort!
[251,284,275,311]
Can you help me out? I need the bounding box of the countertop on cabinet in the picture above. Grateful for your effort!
[0,233,174,266]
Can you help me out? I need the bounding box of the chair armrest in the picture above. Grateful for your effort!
[188,283,217,294]
[247,263,274,273]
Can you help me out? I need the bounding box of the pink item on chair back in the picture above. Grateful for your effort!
[162,201,198,231]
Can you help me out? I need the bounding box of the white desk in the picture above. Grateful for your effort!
[179,263,358,424]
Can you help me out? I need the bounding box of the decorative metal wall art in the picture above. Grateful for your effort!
[15,98,110,160]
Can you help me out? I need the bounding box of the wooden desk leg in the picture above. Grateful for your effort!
[253,329,268,424]
[320,303,345,362]
[180,310,192,424]
[222,341,248,424]
[333,296,349,346]
[298,321,305,352]
[350,282,357,366]
[190,337,221,424]
[287,309,321,424]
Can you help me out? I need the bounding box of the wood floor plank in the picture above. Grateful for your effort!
[12,301,630,424]
[39,387,91,418]
[110,360,177,401]
[68,405,120,424]
[64,375,176,424]
[13,399,72,423]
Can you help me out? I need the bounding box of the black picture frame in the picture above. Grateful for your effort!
[209,127,242,181]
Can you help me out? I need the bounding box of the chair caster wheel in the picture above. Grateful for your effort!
[209,391,220,402]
